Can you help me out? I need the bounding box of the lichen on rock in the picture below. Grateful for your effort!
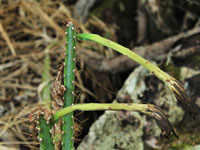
[78,65,200,150]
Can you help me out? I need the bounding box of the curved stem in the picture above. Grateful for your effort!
[54,103,178,138]
[54,103,148,122]
[77,33,171,81]
[77,33,196,117]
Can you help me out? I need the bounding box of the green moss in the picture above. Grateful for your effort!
[162,64,181,80]
[164,131,200,150]
[91,0,118,17]
[171,144,191,150]
[187,55,200,61]
[186,55,200,67]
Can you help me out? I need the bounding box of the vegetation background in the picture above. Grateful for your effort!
[0,0,200,149]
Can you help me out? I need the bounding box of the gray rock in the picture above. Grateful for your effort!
[78,65,199,150]
[75,0,99,22]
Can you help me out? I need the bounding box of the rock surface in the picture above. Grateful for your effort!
[78,65,200,150]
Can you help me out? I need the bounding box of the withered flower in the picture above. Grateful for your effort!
[165,78,197,119]
[147,104,178,139]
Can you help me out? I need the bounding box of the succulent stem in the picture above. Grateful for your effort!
[38,116,55,150]
[62,22,76,150]
[36,53,54,150]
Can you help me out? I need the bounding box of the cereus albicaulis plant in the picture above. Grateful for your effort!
[29,21,197,150]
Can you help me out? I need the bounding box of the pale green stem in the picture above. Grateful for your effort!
[42,54,51,107]
[40,51,54,150]
[77,33,197,117]
[77,33,174,82]
[54,103,149,122]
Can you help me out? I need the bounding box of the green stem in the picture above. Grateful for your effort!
[53,103,178,139]
[62,22,76,150]
[38,116,54,150]
[42,54,51,107]
[77,33,196,117]
[77,33,172,81]
[54,103,148,122]
[39,54,54,150]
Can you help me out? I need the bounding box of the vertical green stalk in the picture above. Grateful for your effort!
[42,54,51,106]
[62,22,76,150]
[37,54,54,150]
[37,116,54,150]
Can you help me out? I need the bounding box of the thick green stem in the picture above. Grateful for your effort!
[38,116,54,150]
[62,22,76,150]
[39,54,54,150]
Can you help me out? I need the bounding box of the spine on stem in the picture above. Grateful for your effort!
[37,115,54,150]
[29,107,54,150]
[62,22,76,150]
[28,54,54,150]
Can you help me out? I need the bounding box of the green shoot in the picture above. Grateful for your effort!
[77,33,196,117]
[54,103,178,139]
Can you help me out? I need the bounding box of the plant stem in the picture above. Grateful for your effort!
[54,103,178,138]
[42,54,51,107]
[77,33,196,117]
[54,103,148,122]
[38,116,54,150]
[39,53,54,150]
[62,22,76,150]
[77,33,171,81]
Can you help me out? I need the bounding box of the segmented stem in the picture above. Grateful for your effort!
[38,116,54,150]
[62,22,76,150]
[37,54,54,150]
